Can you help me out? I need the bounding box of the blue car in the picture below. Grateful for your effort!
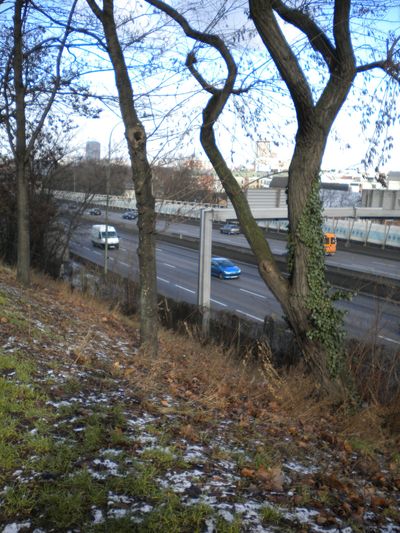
[211,257,241,279]
[122,210,138,220]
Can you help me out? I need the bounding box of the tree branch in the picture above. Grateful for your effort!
[271,0,337,70]
[26,0,79,156]
[356,36,400,81]
[332,0,353,65]
[146,0,290,300]
[250,0,313,119]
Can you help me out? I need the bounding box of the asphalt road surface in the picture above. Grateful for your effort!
[70,219,400,348]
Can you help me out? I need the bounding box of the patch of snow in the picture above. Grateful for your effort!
[107,509,128,519]
[46,400,73,408]
[284,461,319,474]
[93,458,119,475]
[285,507,319,524]
[92,508,104,524]
[2,523,31,533]
[102,448,123,457]
[381,525,400,533]
[218,509,235,522]
[158,469,205,493]
[108,493,132,505]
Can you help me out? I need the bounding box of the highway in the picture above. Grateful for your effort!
[85,211,400,280]
[70,216,400,348]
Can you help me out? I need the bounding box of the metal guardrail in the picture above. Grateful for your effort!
[55,190,400,249]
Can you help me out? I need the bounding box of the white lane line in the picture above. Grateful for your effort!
[211,298,227,307]
[156,247,163,252]
[378,335,400,345]
[92,251,102,256]
[175,284,195,294]
[235,309,263,322]
[240,288,267,299]
[120,262,130,268]
[164,263,176,269]
[157,277,170,284]
[120,247,128,252]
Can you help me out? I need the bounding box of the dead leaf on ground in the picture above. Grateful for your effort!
[240,467,255,478]
[256,465,284,491]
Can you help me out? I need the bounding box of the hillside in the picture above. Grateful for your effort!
[0,264,399,532]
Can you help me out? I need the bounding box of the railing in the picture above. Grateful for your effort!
[55,191,400,249]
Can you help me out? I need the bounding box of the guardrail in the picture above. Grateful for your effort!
[55,190,400,249]
[259,219,400,249]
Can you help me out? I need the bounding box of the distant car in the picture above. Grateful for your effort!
[122,210,138,220]
[89,208,101,215]
[220,223,240,235]
[68,202,78,210]
[211,257,241,279]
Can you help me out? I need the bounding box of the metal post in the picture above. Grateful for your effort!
[104,138,111,275]
[197,208,213,336]
[104,166,110,275]
[104,122,121,275]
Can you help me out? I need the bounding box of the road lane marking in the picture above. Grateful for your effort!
[92,251,102,256]
[211,298,227,307]
[175,284,195,294]
[240,288,267,299]
[120,262,130,268]
[120,247,128,252]
[156,247,163,252]
[378,335,400,345]
[157,277,170,283]
[164,263,176,269]
[235,309,263,322]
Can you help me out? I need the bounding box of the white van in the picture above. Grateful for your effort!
[91,225,119,249]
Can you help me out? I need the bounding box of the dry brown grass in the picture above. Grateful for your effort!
[2,262,398,446]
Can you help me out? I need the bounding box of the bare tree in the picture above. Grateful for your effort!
[147,0,400,394]
[85,0,159,356]
[2,0,79,285]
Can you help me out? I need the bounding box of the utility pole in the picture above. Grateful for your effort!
[104,122,121,275]
[104,163,110,275]
[197,208,213,336]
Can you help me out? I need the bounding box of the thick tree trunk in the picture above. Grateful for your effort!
[87,0,158,356]
[14,0,30,286]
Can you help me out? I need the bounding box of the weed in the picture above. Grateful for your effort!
[140,446,187,472]
[139,493,212,532]
[0,291,8,306]
[383,506,400,523]
[36,471,107,529]
[0,351,36,383]
[293,484,313,506]
[0,441,20,473]
[348,436,376,457]
[2,484,38,520]
[252,446,275,470]
[108,463,162,500]
[61,377,83,395]
[260,504,285,526]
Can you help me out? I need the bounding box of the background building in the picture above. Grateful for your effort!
[85,141,101,161]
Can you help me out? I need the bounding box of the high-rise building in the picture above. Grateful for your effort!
[86,141,101,160]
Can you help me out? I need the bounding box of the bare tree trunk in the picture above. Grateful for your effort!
[145,0,355,393]
[86,0,158,356]
[14,0,30,286]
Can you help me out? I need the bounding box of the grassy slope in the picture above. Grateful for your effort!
[0,264,399,532]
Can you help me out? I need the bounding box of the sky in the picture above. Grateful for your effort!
[71,1,400,175]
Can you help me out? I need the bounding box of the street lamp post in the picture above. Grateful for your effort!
[104,122,121,275]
